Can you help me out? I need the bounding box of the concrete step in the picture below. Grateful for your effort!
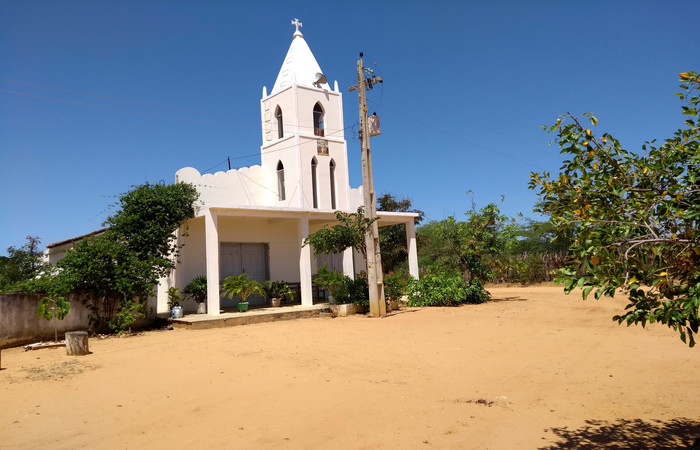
[170,304,332,330]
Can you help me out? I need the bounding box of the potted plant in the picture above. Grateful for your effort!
[221,274,264,312]
[262,280,294,307]
[313,264,348,304]
[167,287,184,318]
[184,275,208,314]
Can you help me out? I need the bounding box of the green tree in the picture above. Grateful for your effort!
[530,71,700,346]
[37,294,71,343]
[510,219,571,255]
[303,207,376,259]
[0,236,44,291]
[377,193,424,273]
[57,182,199,332]
[415,220,460,272]
[434,202,517,282]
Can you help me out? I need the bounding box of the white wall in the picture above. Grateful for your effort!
[175,215,302,289]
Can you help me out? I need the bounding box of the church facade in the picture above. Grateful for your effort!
[154,21,419,315]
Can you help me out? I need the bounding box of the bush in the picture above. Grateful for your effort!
[384,270,409,302]
[463,278,490,304]
[407,269,490,307]
[314,266,368,306]
[347,272,369,308]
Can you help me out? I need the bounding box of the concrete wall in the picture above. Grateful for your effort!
[0,293,157,349]
[0,293,91,349]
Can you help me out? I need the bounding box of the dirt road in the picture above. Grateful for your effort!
[1,285,698,449]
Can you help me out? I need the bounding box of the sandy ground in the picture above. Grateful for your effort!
[1,285,699,449]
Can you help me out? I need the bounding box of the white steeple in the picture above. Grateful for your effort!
[259,19,350,211]
[270,19,330,94]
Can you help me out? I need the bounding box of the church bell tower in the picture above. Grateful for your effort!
[259,19,351,211]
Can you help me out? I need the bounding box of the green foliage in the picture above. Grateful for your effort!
[0,236,45,292]
[510,219,572,255]
[418,202,517,282]
[530,71,700,347]
[54,182,199,333]
[262,280,294,302]
[36,294,71,342]
[167,287,183,308]
[384,270,409,302]
[104,182,200,279]
[313,265,348,302]
[377,193,424,273]
[418,215,570,284]
[108,298,143,335]
[491,251,569,284]
[184,275,208,303]
[221,274,264,304]
[346,272,369,308]
[303,207,376,259]
[406,269,489,307]
[312,265,368,306]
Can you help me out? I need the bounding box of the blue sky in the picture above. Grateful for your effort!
[1,1,697,254]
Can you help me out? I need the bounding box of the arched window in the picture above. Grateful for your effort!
[276,160,286,201]
[311,157,318,209]
[329,159,336,210]
[275,106,284,139]
[313,102,324,137]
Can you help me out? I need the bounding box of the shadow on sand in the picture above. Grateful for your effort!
[541,418,700,449]
[490,296,528,302]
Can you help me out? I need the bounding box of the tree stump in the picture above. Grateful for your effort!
[65,331,90,356]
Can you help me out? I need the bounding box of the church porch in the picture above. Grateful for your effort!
[159,206,419,317]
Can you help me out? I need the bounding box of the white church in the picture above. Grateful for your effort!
[51,20,420,316]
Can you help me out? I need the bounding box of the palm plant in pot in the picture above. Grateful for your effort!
[184,275,208,314]
[262,280,294,307]
[221,273,264,312]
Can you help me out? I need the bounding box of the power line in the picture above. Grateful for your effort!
[0,82,349,134]
[197,123,357,174]
[0,77,245,121]
[384,78,546,155]
[366,97,547,171]
[0,88,253,129]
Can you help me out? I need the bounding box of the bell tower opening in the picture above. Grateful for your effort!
[276,160,286,201]
[329,159,336,209]
[313,102,324,137]
[311,157,318,208]
[275,106,284,139]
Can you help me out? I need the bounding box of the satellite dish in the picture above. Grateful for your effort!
[313,72,327,87]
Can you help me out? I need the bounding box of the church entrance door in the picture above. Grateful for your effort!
[220,243,269,306]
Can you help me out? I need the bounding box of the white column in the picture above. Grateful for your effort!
[406,219,419,280]
[298,215,313,306]
[155,275,170,314]
[205,209,221,315]
[342,247,355,277]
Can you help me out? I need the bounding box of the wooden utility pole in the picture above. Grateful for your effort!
[349,55,386,317]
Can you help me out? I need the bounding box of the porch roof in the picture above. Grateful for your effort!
[202,205,419,227]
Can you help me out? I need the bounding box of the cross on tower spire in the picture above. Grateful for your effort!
[291,18,303,35]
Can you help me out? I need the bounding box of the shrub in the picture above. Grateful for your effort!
[314,266,368,306]
[384,270,409,302]
[463,278,490,304]
[407,269,490,307]
[347,272,368,308]
[313,265,348,303]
